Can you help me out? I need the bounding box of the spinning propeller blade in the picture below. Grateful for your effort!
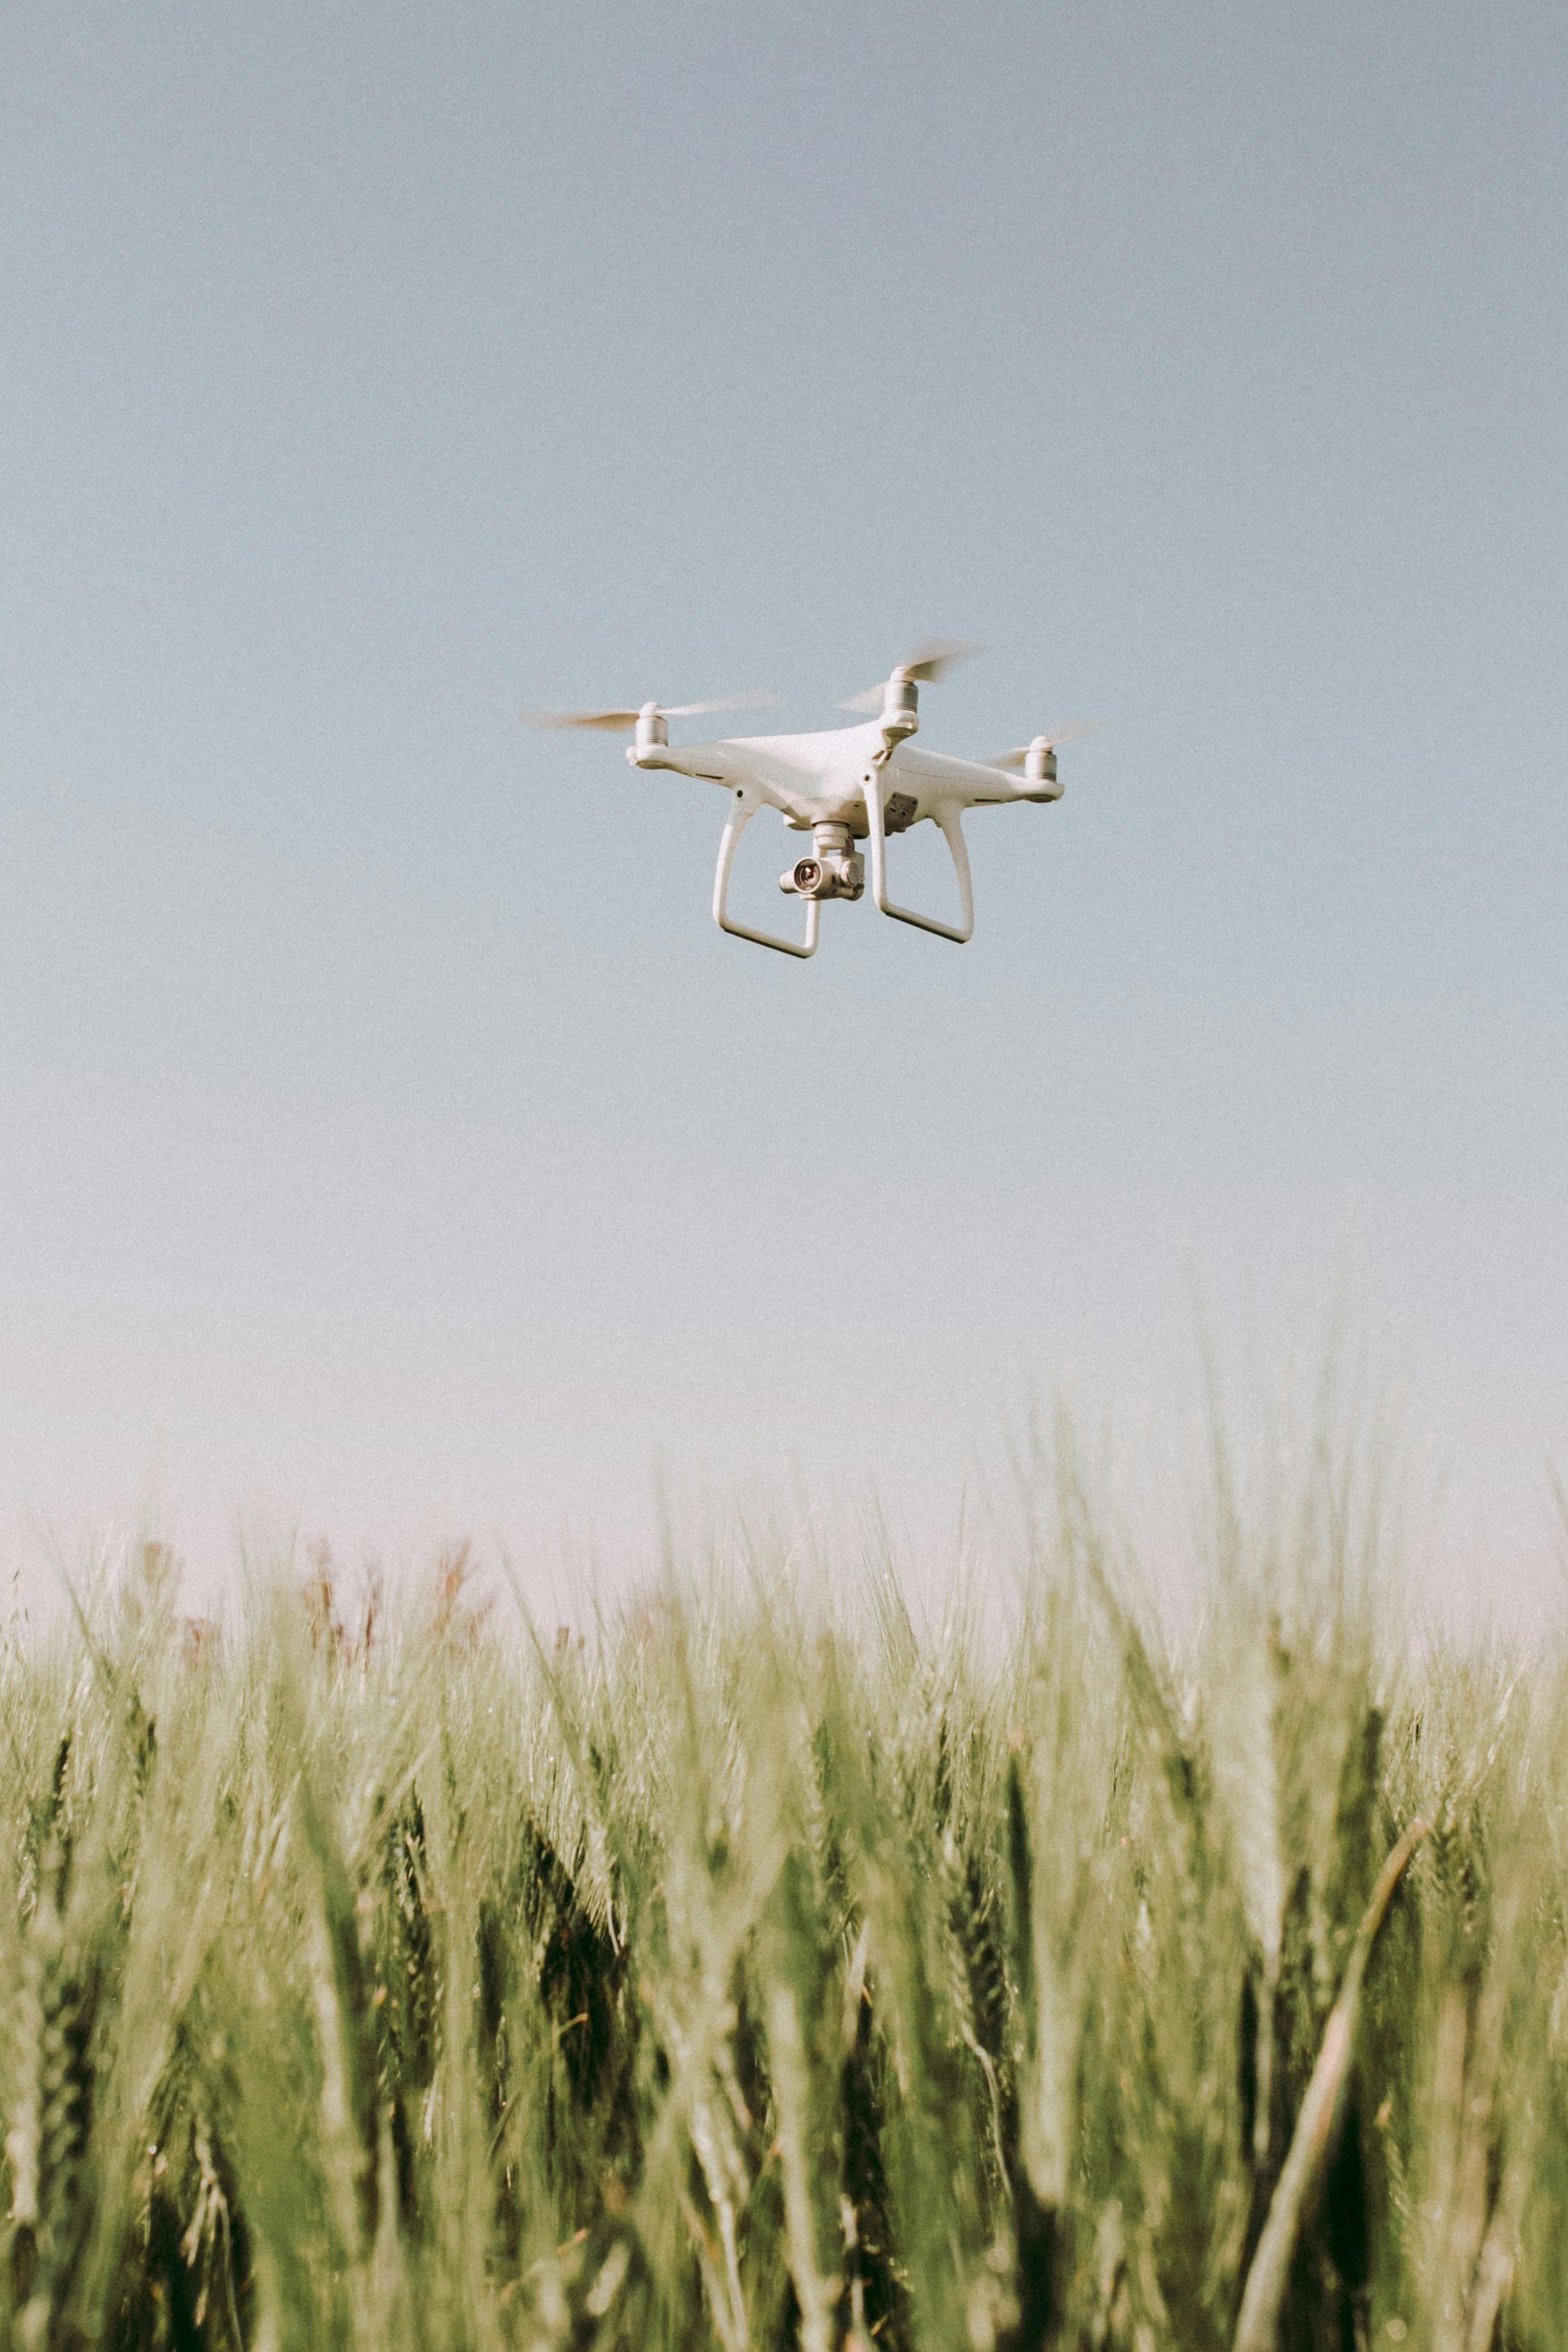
[521,691,779,733]
[521,708,644,731]
[663,692,780,719]
[987,719,1104,769]
[841,638,985,714]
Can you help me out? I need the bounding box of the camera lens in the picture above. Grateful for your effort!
[794,860,822,892]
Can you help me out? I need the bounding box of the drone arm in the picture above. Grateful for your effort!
[712,790,820,959]
[863,770,974,944]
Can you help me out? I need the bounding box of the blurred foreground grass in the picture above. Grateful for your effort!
[1,1453,1563,2352]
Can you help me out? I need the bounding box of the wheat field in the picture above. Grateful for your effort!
[1,1449,1562,2352]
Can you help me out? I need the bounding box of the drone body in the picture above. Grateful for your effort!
[524,642,1097,959]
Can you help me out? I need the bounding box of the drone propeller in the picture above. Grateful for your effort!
[841,638,985,715]
[521,691,779,733]
[987,719,1104,769]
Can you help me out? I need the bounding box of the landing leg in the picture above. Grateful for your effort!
[712,791,820,958]
[863,769,974,943]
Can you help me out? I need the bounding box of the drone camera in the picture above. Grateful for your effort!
[780,826,865,901]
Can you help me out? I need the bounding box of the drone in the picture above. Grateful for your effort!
[523,641,1099,959]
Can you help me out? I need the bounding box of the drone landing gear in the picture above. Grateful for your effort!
[712,790,819,959]
[712,783,975,958]
[862,769,974,944]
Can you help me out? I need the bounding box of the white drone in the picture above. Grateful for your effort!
[523,640,1099,959]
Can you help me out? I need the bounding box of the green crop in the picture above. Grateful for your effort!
[1,1451,1562,2351]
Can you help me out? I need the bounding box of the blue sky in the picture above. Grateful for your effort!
[2,2,1565,1608]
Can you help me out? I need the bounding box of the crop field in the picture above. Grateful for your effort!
[1,1457,1563,2352]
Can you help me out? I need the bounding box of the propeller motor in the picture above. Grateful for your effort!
[520,690,780,762]
[987,720,1104,799]
[841,638,984,746]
